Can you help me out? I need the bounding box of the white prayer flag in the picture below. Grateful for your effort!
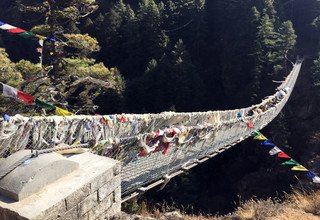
[269,146,282,156]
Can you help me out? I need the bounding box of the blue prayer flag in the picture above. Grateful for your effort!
[261,140,275,147]
[307,171,316,179]
[0,22,6,26]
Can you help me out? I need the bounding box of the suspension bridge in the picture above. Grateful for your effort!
[0,59,302,204]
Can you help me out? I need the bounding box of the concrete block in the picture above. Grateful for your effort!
[87,193,113,220]
[97,175,121,202]
[65,183,91,210]
[78,191,98,217]
[57,205,78,220]
[0,151,79,201]
[90,169,114,193]
[0,152,120,220]
[102,202,121,220]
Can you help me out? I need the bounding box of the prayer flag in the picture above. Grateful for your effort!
[277,152,291,159]
[35,98,55,110]
[307,171,316,179]
[19,32,36,38]
[0,24,16,30]
[261,140,276,147]
[17,90,35,105]
[39,39,44,46]
[1,83,18,98]
[254,133,267,140]
[35,34,46,40]
[291,165,308,172]
[0,22,5,26]
[281,159,299,166]
[55,107,74,116]
[269,147,282,156]
[313,176,320,183]
[8,28,26,33]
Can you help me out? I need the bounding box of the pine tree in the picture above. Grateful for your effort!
[16,0,124,114]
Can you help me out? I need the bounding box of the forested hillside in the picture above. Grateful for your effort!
[1,0,320,216]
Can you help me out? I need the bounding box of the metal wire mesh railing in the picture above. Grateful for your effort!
[0,60,302,195]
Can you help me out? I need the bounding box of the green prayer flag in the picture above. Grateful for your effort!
[281,159,299,166]
[19,32,36,39]
[35,98,55,110]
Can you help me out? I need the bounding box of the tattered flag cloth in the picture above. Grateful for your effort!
[0,82,34,104]
[291,165,308,172]
[269,146,282,156]
[55,107,74,116]
[261,140,276,147]
[247,122,254,129]
[2,113,10,122]
[254,133,267,141]
[281,159,299,166]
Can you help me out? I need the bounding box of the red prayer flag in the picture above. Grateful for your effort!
[277,152,291,159]
[247,122,254,129]
[17,90,35,105]
[8,28,27,34]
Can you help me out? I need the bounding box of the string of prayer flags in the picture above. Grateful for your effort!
[55,106,75,116]
[269,146,282,156]
[1,82,75,116]
[261,140,276,147]
[238,109,319,183]
[0,21,46,40]
[291,165,309,172]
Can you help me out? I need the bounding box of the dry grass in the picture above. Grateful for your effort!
[126,190,320,220]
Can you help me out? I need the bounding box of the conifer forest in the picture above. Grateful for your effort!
[1,0,320,216]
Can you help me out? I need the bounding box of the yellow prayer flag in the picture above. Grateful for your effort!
[55,107,75,116]
[291,165,309,172]
[254,134,267,141]
[35,34,46,40]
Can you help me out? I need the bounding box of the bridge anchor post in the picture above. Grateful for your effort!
[0,151,121,220]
